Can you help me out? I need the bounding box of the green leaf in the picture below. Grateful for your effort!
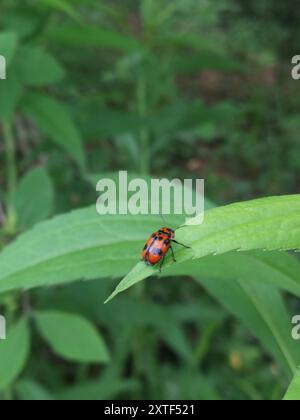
[104,262,152,304]
[167,250,300,373]
[0,196,299,299]
[158,368,220,400]
[0,319,30,391]
[16,46,65,86]
[34,280,224,328]
[47,24,141,51]
[0,64,23,122]
[0,31,18,64]
[0,42,64,121]
[159,323,194,364]
[14,166,54,230]
[16,379,54,401]
[0,210,179,294]
[102,255,300,375]
[166,253,300,376]
[0,198,299,374]
[0,13,38,39]
[283,368,300,400]
[39,0,82,22]
[196,270,299,375]
[58,376,137,400]
[106,195,300,302]
[169,250,300,300]
[22,93,85,171]
[34,311,110,364]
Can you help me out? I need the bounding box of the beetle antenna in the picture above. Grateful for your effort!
[159,213,187,232]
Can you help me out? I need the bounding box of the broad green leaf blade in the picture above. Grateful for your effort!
[184,194,300,255]
[0,319,30,391]
[0,31,18,64]
[0,209,180,294]
[106,195,300,301]
[14,166,54,230]
[168,251,300,300]
[104,262,154,304]
[35,311,110,364]
[22,93,85,171]
[283,368,300,400]
[0,196,300,299]
[16,46,65,86]
[0,201,299,375]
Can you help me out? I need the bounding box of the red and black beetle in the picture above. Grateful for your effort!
[142,227,190,271]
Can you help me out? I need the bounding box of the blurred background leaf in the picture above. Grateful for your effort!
[35,311,110,364]
[283,368,300,400]
[15,379,54,401]
[0,31,18,64]
[21,93,85,171]
[13,166,54,230]
[0,319,30,392]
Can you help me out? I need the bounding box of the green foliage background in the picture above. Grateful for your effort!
[0,0,300,400]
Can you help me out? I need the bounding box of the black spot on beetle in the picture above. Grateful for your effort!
[152,248,163,256]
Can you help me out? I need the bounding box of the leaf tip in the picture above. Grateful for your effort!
[104,291,116,305]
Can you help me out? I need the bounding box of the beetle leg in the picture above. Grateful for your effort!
[172,240,191,249]
[170,246,177,263]
[159,255,166,272]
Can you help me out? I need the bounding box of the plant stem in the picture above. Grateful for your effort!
[137,68,150,175]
